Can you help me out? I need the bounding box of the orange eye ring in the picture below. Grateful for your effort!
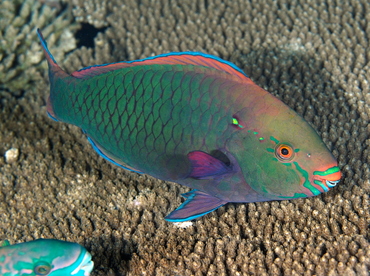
[275,144,294,161]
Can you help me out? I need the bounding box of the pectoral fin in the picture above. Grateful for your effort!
[165,190,227,222]
[187,151,232,179]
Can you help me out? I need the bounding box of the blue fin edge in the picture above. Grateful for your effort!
[86,135,142,174]
[75,52,248,78]
[36,28,57,64]
[165,190,226,222]
[47,112,59,122]
[165,205,223,222]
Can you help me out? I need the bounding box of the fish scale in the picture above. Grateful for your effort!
[57,65,234,179]
[37,29,341,222]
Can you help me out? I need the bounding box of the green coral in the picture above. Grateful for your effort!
[0,0,78,93]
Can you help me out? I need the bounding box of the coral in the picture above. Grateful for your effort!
[0,0,369,275]
[0,0,77,93]
[72,0,110,28]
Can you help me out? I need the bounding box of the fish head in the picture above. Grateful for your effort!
[36,239,93,276]
[228,97,341,201]
[3,239,93,276]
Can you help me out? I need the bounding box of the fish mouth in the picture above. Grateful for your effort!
[78,251,94,276]
[312,165,341,192]
[325,179,340,188]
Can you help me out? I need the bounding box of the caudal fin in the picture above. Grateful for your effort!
[36,28,69,79]
[37,28,70,120]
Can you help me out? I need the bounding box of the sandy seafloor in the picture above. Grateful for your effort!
[0,0,369,275]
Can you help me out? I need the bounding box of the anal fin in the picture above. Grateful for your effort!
[165,190,227,222]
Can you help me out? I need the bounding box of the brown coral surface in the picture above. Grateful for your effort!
[0,0,369,275]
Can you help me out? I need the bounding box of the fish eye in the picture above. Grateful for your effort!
[34,262,52,275]
[275,144,294,161]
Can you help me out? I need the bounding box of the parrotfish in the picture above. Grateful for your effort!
[37,29,341,222]
[0,239,93,276]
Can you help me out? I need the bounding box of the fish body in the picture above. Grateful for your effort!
[37,29,341,221]
[0,239,93,276]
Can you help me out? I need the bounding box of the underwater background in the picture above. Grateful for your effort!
[0,0,369,275]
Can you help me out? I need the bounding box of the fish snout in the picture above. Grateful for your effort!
[80,251,94,275]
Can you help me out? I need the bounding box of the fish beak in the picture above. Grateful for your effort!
[313,165,341,192]
[75,251,94,276]
[325,179,340,188]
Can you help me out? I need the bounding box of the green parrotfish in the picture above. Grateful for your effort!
[0,239,93,276]
[37,29,341,222]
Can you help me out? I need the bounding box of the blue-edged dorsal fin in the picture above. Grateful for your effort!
[165,190,227,222]
[71,52,252,83]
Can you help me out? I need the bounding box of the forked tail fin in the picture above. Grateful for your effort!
[37,28,70,120]
[37,28,69,80]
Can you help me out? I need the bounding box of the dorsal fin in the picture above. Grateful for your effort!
[71,52,253,84]
[0,240,10,247]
